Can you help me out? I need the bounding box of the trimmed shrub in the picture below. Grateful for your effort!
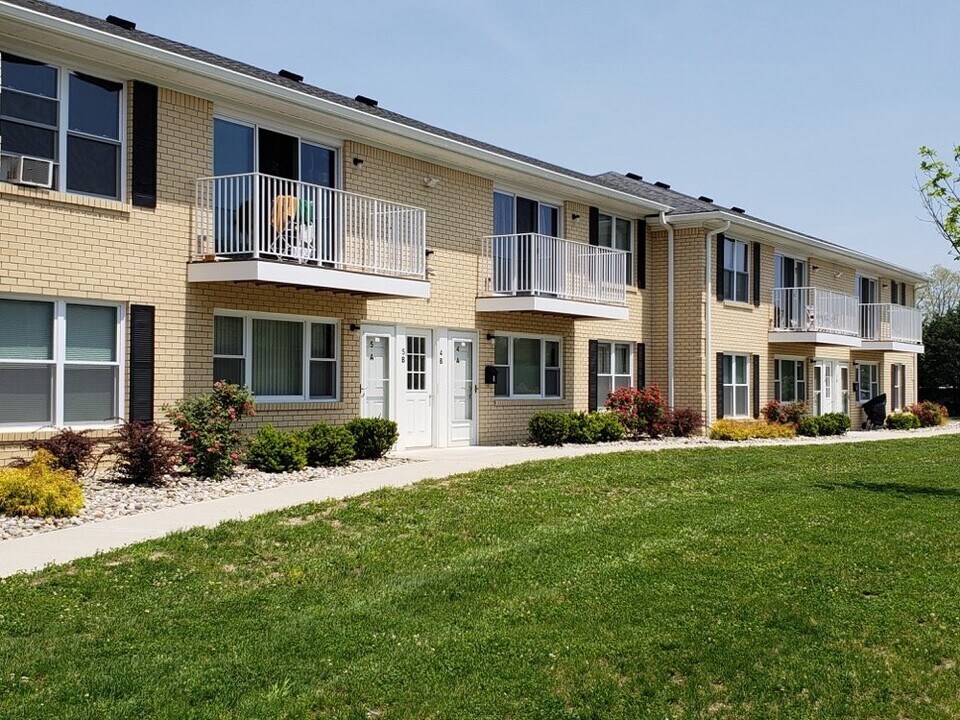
[796,417,821,437]
[111,421,182,485]
[593,412,627,442]
[605,385,669,438]
[528,412,572,446]
[0,450,84,518]
[301,422,355,467]
[667,407,704,438]
[761,400,808,426]
[26,429,97,475]
[709,419,796,441]
[566,412,603,444]
[167,382,255,480]
[909,401,949,428]
[797,413,852,437]
[246,425,307,473]
[345,418,399,460]
[885,411,921,430]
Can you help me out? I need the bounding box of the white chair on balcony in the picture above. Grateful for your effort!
[271,195,316,263]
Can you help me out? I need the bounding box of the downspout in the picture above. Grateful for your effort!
[660,212,676,407]
[704,220,731,427]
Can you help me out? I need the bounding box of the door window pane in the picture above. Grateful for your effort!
[539,205,558,237]
[213,118,255,176]
[0,364,53,424]
[512,337,541,395]
[0,299,53,360]
[68,73,121,139]
[301,142,335,188]
[252,319,303,396]
[64,366,116,423]
[493,192,514,235]
[66,304,116,362]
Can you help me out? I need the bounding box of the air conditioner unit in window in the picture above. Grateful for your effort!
[0,154,55,189]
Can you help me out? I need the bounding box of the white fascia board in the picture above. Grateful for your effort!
[0,2,671,216]
[476,296,629,320]
[187,260,430,298]
[861,341,925,354]
[651,210,926,284]
[768,331,863,348]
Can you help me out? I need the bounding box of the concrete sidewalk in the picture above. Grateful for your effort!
[2,427,958,577]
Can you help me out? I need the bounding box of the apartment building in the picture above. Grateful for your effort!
[0,0,925,458]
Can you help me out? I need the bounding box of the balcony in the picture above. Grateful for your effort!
[769,287,861,347]
[860,303,924,352]
[189,173,429,298]
[476,234,628,320]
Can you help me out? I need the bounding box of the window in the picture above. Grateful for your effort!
[598,214,633,284]
[597,342,632,403]
[493,191,559,237]
[722,354,749,417]
[890,363,907,410]
[213,312,339,401]
[0,297,121,427]
[723,238,749,302]
[0,52,123,199]
[857,362,879,404]
[493,334,561,399]
[774,358,806,403]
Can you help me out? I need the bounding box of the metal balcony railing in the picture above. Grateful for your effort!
[194,173,426,279]
[480,233,627,306]
[771,287,860,336]
[860,303,923,344]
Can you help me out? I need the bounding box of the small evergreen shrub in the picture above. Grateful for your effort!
[0,450,84,518]
[667,407,704,437]
[909,401,949,427]
[796,417,821,437]
[26,429,97,475]
[708,419,796,441]
[605,385,669,438]
[761,400,808,426]
[246,425,307,472]
[528,412,571,446]
[566,412,603,444]
[345,418,399,460]
[593,412,627,442]
[885,411,921,430]
[111,421,182,485]
[300,422,355,467]
[797,413,852,437]
[167,382,255,480]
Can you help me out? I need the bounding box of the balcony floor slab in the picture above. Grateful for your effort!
[477,295,628,320]
[768,330,862,348]
[861,341,925,353]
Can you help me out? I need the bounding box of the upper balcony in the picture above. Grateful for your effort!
[476,234,628,320]
[860,303,924,351]
[189,173,429,298]
[769,287,861,347]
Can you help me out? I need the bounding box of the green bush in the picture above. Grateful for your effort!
[593,412,626,442]
[0,450,84,518]
[796,417,821,437]
[301,422,355,467]
[246,425,307,473]
[566,412,603,444]
[344,418,399,460]
[885,411,921,430]
[709,419,796,441]
[111,421,182,485]
[797,413,852,437]
[528,412,572,446]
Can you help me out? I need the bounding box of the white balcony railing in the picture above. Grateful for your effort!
[194,173,426,279]
[481,234,627,306]
[860,303,923,344]
[772,287,860,336]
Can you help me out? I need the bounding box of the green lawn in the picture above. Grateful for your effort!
[3,437,960,719]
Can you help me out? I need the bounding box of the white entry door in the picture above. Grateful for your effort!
[401,330,433,448]
[362,332,391,420]
[813,360,849,415]
[449,336,477,446]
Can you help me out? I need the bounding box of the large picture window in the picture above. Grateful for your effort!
[722,238,749,303]
[0,52,123,199]
[493,334,561,399]
[213,312,339,401]
[722,354,749,417]
[0,297,121,427]
[597,214,633,284]
[774,358,806,403]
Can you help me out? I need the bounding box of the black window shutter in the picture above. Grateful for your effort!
[716,233,725,301]
[891,280,899,305]
[752,242,761,307]
[588,207,599,245]
[716,352,725,419]
[131,81,158,208]
[129,304,156,422]
[588,339,599,411]
[636,342,646,388]
[636,219,646,289]
[890,364,896,409]
[752,354,761,418]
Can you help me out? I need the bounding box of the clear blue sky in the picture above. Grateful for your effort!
[63,0,960,274]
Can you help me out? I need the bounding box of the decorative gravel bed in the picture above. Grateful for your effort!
[0,457,412,541]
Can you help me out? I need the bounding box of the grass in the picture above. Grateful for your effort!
[3,436,960,719]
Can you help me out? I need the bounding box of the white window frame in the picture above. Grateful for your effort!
[213,309,340,403]
[856,362,880,405]
[0,294,124,431]
[773,356,806,403]
[722,353,750,418]
[0,49,126,200]
[597,340,633,404]
[492,332,562,400]
[890,363,907,411]
[723,237,750,303]
[597,213,634,285]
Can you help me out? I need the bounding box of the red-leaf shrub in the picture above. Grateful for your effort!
[605,385,669,439]
[761,400,808,426]
[111,421,181,485]
[908,401,949,428]
[667,407,704,437]
[26,429,97,475]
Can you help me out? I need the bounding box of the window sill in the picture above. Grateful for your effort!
[0,422,120,438]
[721,299,756,311]
[254,399,342,410]
[493,397,565,403]
[0,182,129,216]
